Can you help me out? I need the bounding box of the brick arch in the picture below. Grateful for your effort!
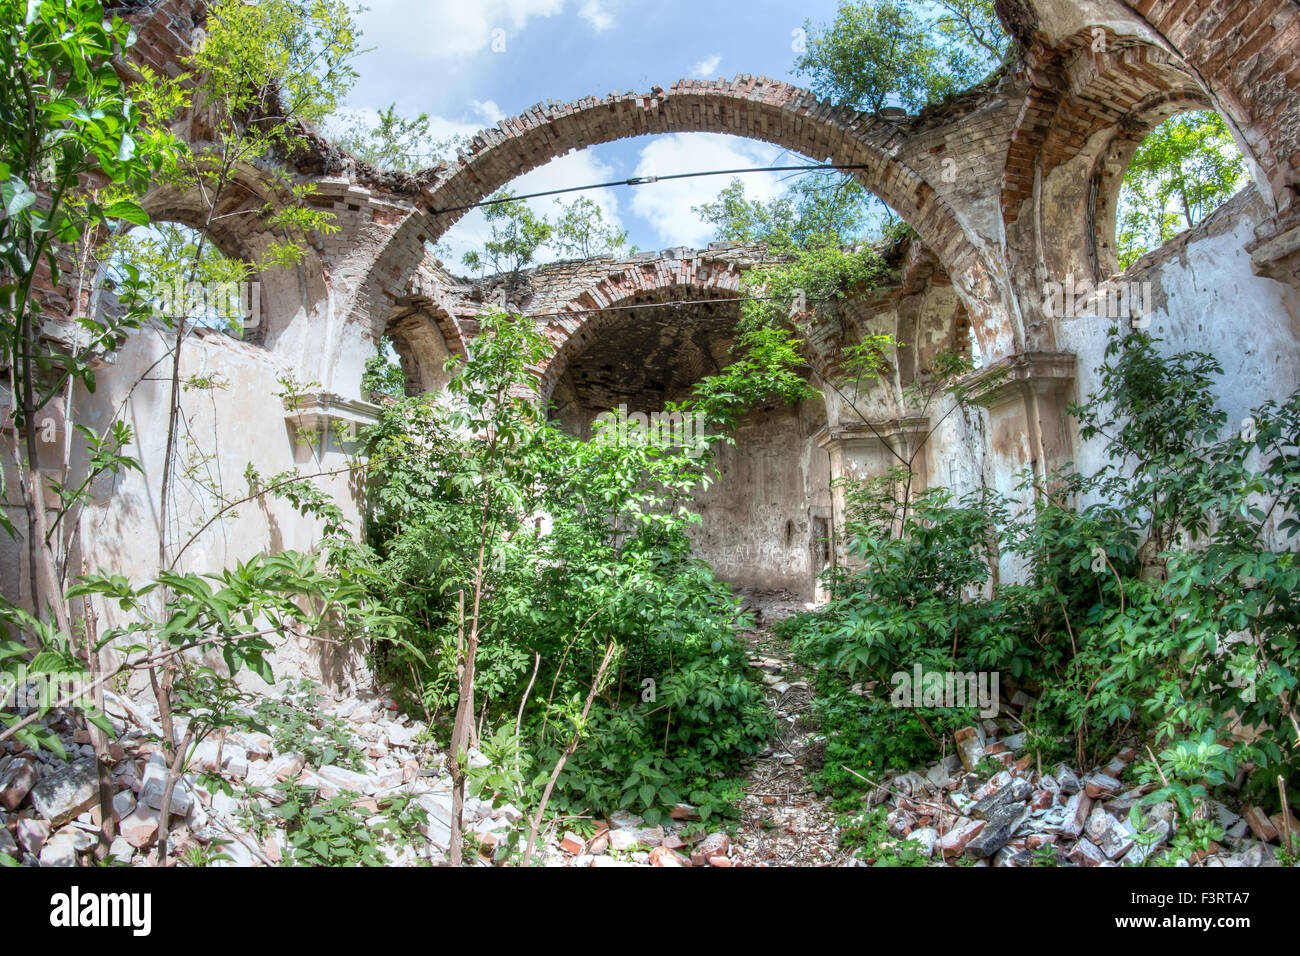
[535,255,748,402]
[355,77,1022,362]
[1001,1,1300,224]
[137,166,328,350]
[1111,0,1300,216]
[995,26,1267,349]
[1091,93,1225,275]
[140,164,289,268]
[1001,32,1214,227]
[386,303,465,394]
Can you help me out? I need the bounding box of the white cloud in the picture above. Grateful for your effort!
[578,0,615,31]
[470,99,506,125]
[690,54,722,78]
[629,134,788,248]
[355,0,565,61]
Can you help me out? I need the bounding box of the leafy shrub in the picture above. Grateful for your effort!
[252,679,365,773]
[357,312,774,826]
[789,327,1300,823]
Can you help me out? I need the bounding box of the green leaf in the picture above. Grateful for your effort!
[103,199,148,225]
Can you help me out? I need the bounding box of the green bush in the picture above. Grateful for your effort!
[787,327,1300,821]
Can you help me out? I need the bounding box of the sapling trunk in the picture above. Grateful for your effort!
[155,724,194,865]
[448,443,496,865]
[80,589,118,854]
[522,642,616,866]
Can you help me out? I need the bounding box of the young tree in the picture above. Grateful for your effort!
[1117,111,1246,268]
[0,0,174,847]
[693,174,890,252]
[795,0,1008,114]
[333,102,459,172]
[551,196,629,260]
[127,0,365,861]
[461,194,553,276]
[931,0,1010,69]
[362,336,407,399]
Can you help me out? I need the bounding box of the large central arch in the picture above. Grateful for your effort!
[350,77,1022,361]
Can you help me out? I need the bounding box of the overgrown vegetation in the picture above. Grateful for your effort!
[461,192,629,277]
[779,326,1300,849]
[0,0,388,865]
[354,311,775,846]
[1,0,1290,873]
[795,0,1008,114]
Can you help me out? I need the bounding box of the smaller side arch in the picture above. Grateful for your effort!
[535,255,750,403]
[385,306,461,394]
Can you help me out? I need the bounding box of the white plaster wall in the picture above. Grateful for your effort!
[1,323,373,694]
[1059,189,1300,499]
[689,398,830,598]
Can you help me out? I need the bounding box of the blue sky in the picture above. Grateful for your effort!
[332,0,848,268]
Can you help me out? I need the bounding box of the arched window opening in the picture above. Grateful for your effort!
[1114,110,1248,270]
[362,335,408,399]
[101,221,263,342]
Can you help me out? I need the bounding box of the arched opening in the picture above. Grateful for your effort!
[353,78,1020,364]
[413,140,987,603]
[102,221,265,342]
[1109,109,1250,271]
[388,85,1017,604]
[136,167,332,359]
[546,281,830,600]
[385,307,457,395]
[545,284,742,433]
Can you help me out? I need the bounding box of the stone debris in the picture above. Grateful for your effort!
[30,758,100,826]
[850,724,1284,868]
[38,829,81,867]
[953,726,983,771]
[2,634,1287,870]
[0,822,17,860]
[905,826,938,858]
[1242,806,1278,843]
[608,825,665,852]
[649,845,690,866]
[141,753,193,817]
[120,806,162,849]
[0,759,38,811]
[937,819,986,858]
[0,688,519,868]
[689,831,729,866]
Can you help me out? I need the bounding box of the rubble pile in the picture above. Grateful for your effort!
[860,719,1289,867]
[0,688,524,867]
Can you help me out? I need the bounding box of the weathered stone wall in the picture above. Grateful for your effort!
[0,325,374,694]
[689,398,832,599]
[1064,186,1300,505]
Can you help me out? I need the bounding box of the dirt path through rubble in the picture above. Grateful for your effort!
[725,596,854,867]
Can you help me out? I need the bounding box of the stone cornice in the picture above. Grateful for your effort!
[962,351,1077,411]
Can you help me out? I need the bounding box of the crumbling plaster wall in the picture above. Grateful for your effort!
[1061,187,1300,507]
[0,324,373,693]
[689,399,831,599]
